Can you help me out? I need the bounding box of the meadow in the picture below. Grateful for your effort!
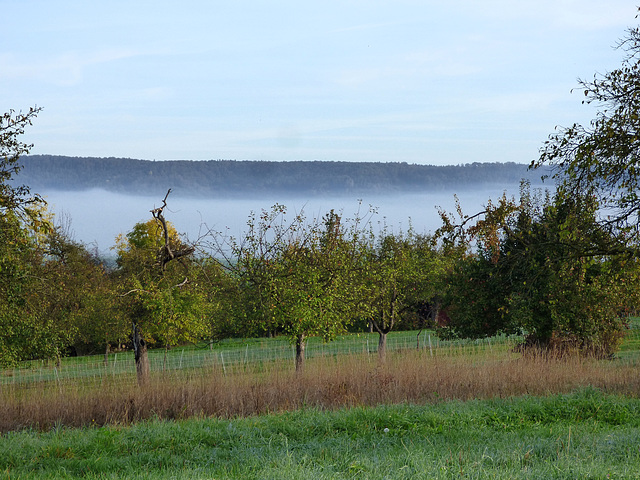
[1,324,640,478]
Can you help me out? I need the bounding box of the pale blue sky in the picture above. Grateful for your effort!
[3,0,635,165]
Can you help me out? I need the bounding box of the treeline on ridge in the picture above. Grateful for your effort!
[16,155,549,197]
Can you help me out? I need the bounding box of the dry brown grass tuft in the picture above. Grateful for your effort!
[1,349,639,432]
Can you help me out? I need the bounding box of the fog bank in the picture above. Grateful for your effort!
[40,186,540,256]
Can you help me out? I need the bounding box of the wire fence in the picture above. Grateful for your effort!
[2,324,638,388]
[0,331,522,388]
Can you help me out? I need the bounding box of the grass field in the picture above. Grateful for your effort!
[1,389,640,479]
[1,324,640,478]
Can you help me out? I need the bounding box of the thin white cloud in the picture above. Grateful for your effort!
[331,47,482,89]
[470,91,558,114]
[329,21,407,34]
[0,48,143,86]
[463,0,633,30]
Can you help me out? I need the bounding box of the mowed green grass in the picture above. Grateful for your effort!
[1,388,639,479]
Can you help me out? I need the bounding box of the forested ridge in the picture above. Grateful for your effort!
[16,155,548,197]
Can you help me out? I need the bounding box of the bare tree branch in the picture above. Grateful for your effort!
[151,189,195,272]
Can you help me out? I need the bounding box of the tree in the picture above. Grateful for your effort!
[436,191,524,339]
[115,190,202,385]
[437,184,633,356]
[523,15,640,354]
[532,17,640,257]
[210,204,371,371]
[0,106,54,367]
[0,212,44,366]
[207,204,294,341]
[270,209,370,371]
[363,230,444,361]
[38,224,124,361]
[192,256,238,341]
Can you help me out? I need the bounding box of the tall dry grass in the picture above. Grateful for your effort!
[1,348,639,433]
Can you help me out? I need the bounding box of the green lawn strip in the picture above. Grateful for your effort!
[2,388,639,479]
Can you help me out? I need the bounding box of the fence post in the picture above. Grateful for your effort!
[54,366,62,394]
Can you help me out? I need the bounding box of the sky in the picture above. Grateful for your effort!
[3,0,637,165]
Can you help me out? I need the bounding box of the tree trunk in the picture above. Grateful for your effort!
[295,333,306,373]
[132,322,150,386]
[378,331,387,362]
[104,342,110,367]
[377,293,396,362]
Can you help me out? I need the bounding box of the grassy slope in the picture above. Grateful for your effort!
[1,389,639,479]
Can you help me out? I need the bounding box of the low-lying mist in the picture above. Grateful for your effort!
[40,185,542,257]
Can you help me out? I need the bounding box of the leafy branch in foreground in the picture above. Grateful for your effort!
[0,107,46,227]
[533,17,640,256]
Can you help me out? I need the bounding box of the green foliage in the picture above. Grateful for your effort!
[114,218,207,350]
[439,184,632,355]
[215,205,375,369]
[270,209,368,342]
[114,218,185,273]
[517,15,640,354]
[362,229,445,356]
[507,194,633,355]
[193,257,241,341]
[0,215,55,366]
[0,213,114,366]
[0,107,60,367]
[215,203,293,338]
[441,255,517,339]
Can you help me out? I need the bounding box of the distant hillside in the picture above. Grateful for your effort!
[15,155,551,198]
